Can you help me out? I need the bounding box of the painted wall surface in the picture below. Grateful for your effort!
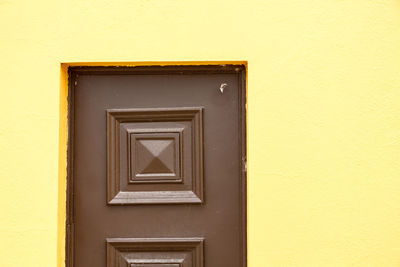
[1,0,400,266]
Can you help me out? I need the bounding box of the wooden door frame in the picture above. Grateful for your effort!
[66,65,247,267]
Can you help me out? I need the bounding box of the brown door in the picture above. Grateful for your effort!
[67,65,247,267]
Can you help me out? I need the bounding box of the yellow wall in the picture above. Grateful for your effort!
[1,0,400,266]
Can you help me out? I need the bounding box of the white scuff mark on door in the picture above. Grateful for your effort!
[219,83,227,93]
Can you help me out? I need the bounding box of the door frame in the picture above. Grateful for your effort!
[65,65,247,267]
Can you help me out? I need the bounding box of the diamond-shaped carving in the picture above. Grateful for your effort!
[137,139,175,174]
[107,107,204,204]
[128,131,182,183]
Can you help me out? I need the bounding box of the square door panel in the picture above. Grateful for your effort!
[128,130,183,183]
[130,264,181,267]
[106,238,203,267]
[107,107,203,204]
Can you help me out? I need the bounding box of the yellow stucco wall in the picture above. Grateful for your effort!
[1,0,400,266]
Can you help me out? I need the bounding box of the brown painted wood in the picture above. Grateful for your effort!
[66,65,247,267]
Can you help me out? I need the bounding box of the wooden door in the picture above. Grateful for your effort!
[67,65,247,267]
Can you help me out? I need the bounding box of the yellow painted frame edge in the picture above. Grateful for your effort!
[57,61,248,267]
